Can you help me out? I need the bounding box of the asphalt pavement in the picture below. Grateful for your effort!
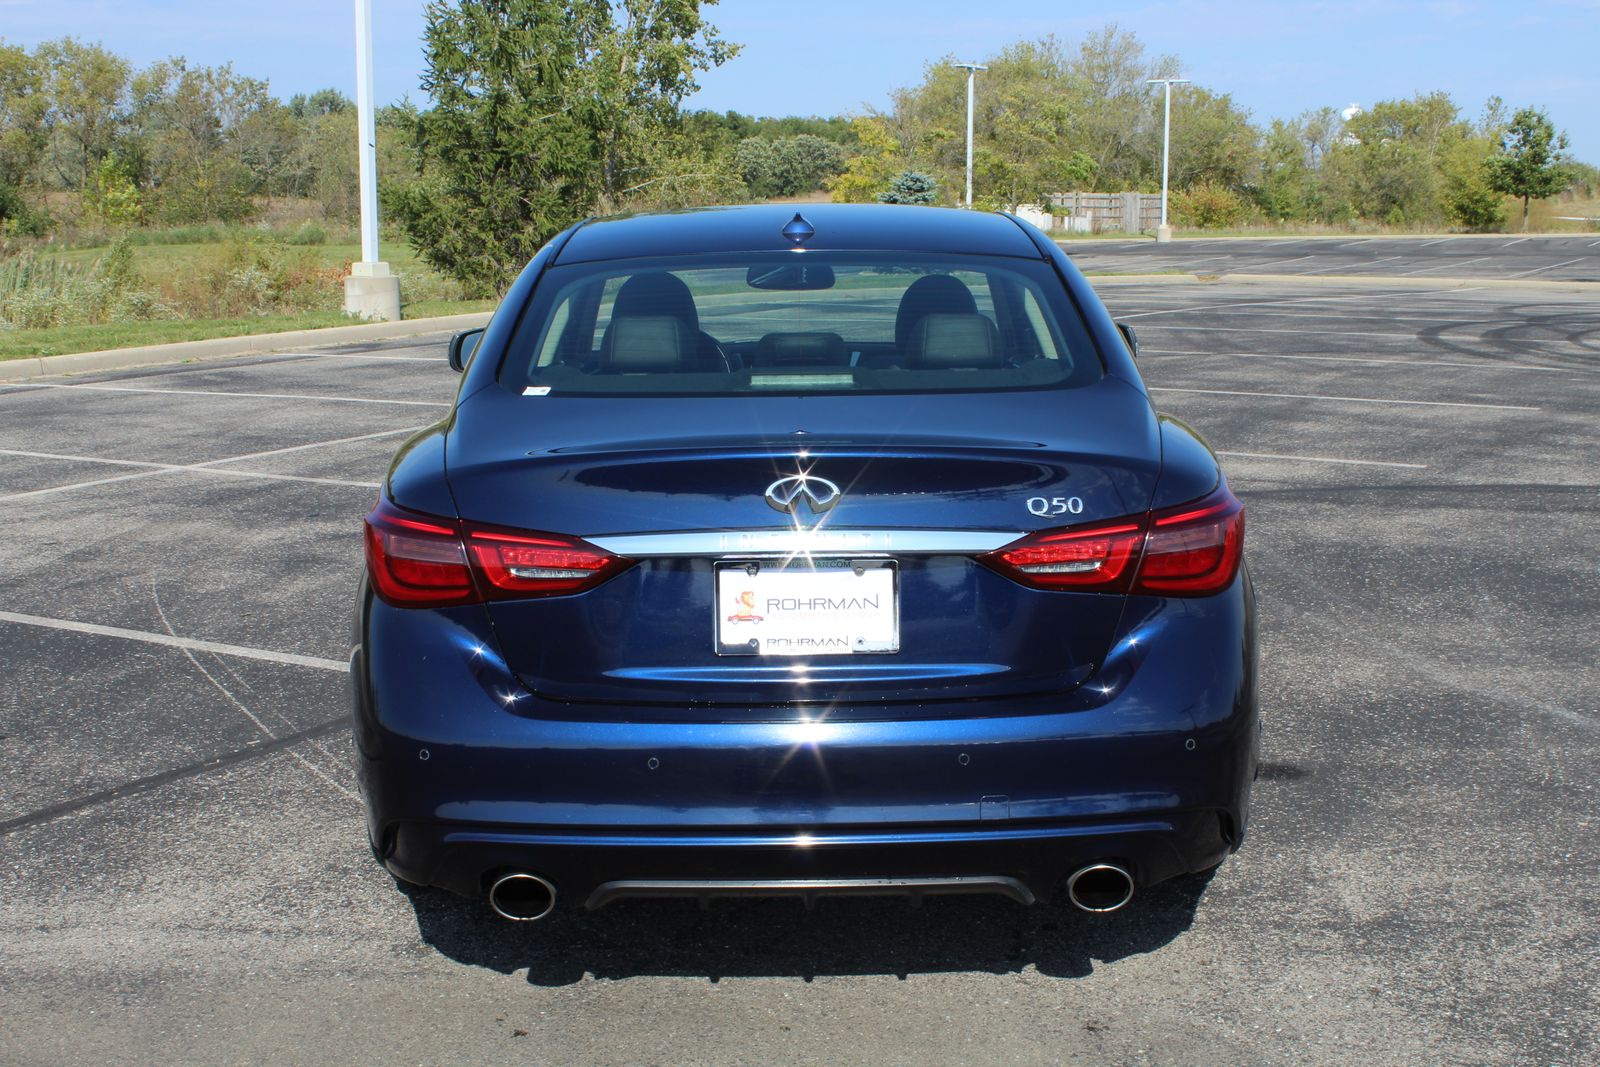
[1,246,1597,1065]
[1067,232,1600,282]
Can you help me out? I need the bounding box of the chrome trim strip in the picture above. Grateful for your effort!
[584,876,1036,910]
[589,529,1019,557]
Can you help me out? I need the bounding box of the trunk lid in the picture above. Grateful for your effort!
[447,383,1159,711]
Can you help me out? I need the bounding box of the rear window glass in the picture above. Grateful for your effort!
[503,253,1102,396]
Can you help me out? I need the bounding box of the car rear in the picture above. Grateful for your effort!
[350,205,1259,917]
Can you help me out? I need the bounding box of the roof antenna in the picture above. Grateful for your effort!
[782,213,816,245]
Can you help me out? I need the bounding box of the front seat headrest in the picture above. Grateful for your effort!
[604,316,692,372]
[910,314,1003,368]
[611,272,699,332]
[894,275,977,353]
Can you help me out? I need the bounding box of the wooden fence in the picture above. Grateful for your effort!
[1045,192,1163,233]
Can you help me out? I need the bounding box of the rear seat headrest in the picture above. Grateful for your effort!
[753,331,848,367]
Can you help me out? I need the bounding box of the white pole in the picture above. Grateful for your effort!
[955,62,987,209]
[355,0,379,265]
[965,69,975,208]
[344,0,400,319]
[1160,81,1171,228]
[1147,78,1189,242]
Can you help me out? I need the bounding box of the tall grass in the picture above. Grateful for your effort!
[0,234,355,329]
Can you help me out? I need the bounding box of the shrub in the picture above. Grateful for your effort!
[285,220,328,245]
[1172,182,1247,228]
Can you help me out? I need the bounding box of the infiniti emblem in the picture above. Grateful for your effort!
[764,474,841,515]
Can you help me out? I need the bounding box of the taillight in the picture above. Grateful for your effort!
[981,485,1244,598]
[980,520,1145,592]
[363,497,631,607]
[465,530,628,597]
[1137,488,1244,594]
[363,504,475,606]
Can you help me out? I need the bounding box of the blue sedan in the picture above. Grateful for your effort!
[351,204,1259,921]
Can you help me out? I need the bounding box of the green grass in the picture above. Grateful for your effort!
[48,239,432,273]
[403,298,495,319]
[0,312,353,360]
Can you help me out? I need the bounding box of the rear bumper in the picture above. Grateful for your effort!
[351,572,1259,907]
[385,809,1230,905]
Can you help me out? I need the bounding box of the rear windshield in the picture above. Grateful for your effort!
[499,253,1103,395]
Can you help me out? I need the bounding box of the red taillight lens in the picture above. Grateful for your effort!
[363,498,631,607]
[466,531,628,597]
[363,503,475,606]
[981,485,1244,598]
[1136,487,1244,595]
[980,520,1145,592]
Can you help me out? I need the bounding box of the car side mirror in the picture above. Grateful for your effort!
[1115,322,1139,360]
[448,327,486,373]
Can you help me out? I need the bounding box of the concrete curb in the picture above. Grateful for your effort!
[1086,274,1205,286]
[1220,272,1600,292]
[0,311,492,382]
[1084,271,1600,292]
[1061,231,1594,245]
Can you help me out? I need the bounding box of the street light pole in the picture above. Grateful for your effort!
[954,62,987,208]
[1147,77,1189,243]
[344,0,400,320]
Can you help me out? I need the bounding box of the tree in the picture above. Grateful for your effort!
[882,29,1184,205]
[1165,85,1257,192]
[288,89,352,119]
[1256,118,1317,220]
[1487,107,1571,231]
[0,43,50,190]
[126,58,276,222]
[1323,92,1463,226]
[878,170,937,205]
[735,134,843,198]
[1439,131,1504,231]
[827,116,905,203]
[386,0,734,296]
[37,38,130,190]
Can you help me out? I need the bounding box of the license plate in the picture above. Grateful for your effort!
[715,559,899,656]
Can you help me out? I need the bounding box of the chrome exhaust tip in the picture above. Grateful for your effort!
[488,872,557,922]
[1066,863,1135,913]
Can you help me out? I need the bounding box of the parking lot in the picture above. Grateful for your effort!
[1069,233,1600,282]
[1,253,1597,1063]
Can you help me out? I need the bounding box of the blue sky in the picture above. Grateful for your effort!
[3,0,1596,161]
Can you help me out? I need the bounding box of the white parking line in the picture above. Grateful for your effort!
[1419,237,1457,248]
[1139,324,1420,341]
[1117,287,1487,320]
[0,449,381,492]
[1216,450,1427,469]
[1400,255,1490,276]
[1501,236,1532,248]
[1237,254,1318,273]
[0,610,348,672]
[1136,348,1567,373]
[0,426,419,503]
[1149,386,1538,411]
[1301,255,1404,275]
[1505,257,1586,279]
[5,382,449,408]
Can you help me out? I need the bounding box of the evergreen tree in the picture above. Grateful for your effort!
[878,171,937,205]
